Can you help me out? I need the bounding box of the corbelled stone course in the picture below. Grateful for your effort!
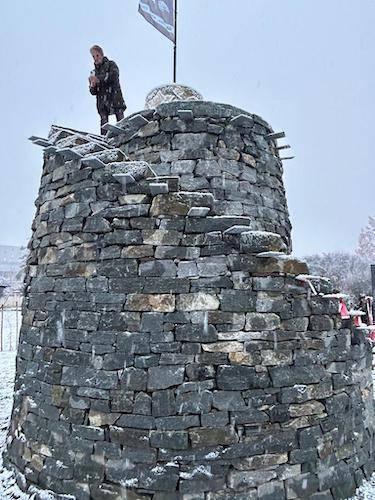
[4,106,375,499]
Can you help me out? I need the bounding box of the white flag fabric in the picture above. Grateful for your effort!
[139,0,175,42]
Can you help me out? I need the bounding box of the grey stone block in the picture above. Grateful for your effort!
[285,473,319,499]
[212,391,246,411]
[220,290,256,312]
[155,415,200,430]
[150,430,188,449]
[116,414,155,429]
[148,366,185,390]
[172,132,217,151]
[152,389,176,417]
[270,366,325,387]
[61,367,118,389]
[217,366,270,390]
[139,259,177,277]
[176,390,212,414]
[187,206,211,217]
[258,480,286,500]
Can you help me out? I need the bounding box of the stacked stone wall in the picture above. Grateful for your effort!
[4,103,375,500]
[109,101,292,249]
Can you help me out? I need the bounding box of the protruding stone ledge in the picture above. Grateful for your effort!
[82,149,126,168]
[187,207,211,218]
[223,229,287,254]
[146,176,179,193]
[240,231,287,254]
[111,161,151,186]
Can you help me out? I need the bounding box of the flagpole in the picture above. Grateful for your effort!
[173,0,177,83]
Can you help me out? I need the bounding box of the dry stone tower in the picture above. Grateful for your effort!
[4,85,375,499]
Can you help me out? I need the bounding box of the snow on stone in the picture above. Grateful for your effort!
[295,274,330,282]
[180,465,213,479]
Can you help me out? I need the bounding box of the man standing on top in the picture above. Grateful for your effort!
[89,45,127,135]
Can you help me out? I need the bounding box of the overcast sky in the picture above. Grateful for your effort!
[0,0,373,256]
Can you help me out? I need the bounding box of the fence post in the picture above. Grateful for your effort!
[16,299,19,350]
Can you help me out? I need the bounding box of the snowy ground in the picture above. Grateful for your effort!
[0,351,375,499]
[0,352,30,499]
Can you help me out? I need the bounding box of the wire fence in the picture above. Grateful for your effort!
[0,297,21,352]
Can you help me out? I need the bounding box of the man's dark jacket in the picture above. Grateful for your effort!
[90,57,126,115]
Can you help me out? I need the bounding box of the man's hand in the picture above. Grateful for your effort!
[89,75,99,87]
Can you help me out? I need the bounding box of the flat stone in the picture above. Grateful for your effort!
[89,410,120,426]
[119,194,149,205]
[187,206,211,217]
[245,312,281,331]
[177,261,198,278]
[270,366,326,387]
[125,294,175,312]
[235,453,288,471]
[289,400,326,417]
[230,114,254,128]
[128,113,149,127]
[171,132,217,150]
[228,470,277,490]
[261,350,292,366]
[202,342,243,353]
[217,365,270,390]
[149,182,169,195]
[152,390,176,417]
[255,253,309,275]
[175,324,218,342]
[155,415,200,430]
[196,159,222,177]
[148,366,185,390]
[212,391,246,411]
[139,260,177,277]
[142,229,182,245]
[186,216,251,234]
[240,231,286,253]
[151,192,214,217]
[115,414,155,430]
[99,205,150,218]
[223,225,254,235]
[150,430,189,449]
[177,292,219,311]
[220,290,256,312]
[286,473,319,498]
[189,427,238,447]
[258,480,286,500]
[176,390,212,414]
[61,367,118,389]
[177,109,194,120]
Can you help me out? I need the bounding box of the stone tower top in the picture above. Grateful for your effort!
[145,83,203,109]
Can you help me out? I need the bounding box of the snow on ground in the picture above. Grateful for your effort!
[0,351,31,499]
[0,351,375,499]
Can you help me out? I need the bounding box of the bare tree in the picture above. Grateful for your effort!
[356,216,375,263]
[304,252,371,302]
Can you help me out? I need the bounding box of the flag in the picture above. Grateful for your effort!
[139,0,175,42]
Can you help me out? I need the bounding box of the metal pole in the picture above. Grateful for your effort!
[173,0,177,83]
